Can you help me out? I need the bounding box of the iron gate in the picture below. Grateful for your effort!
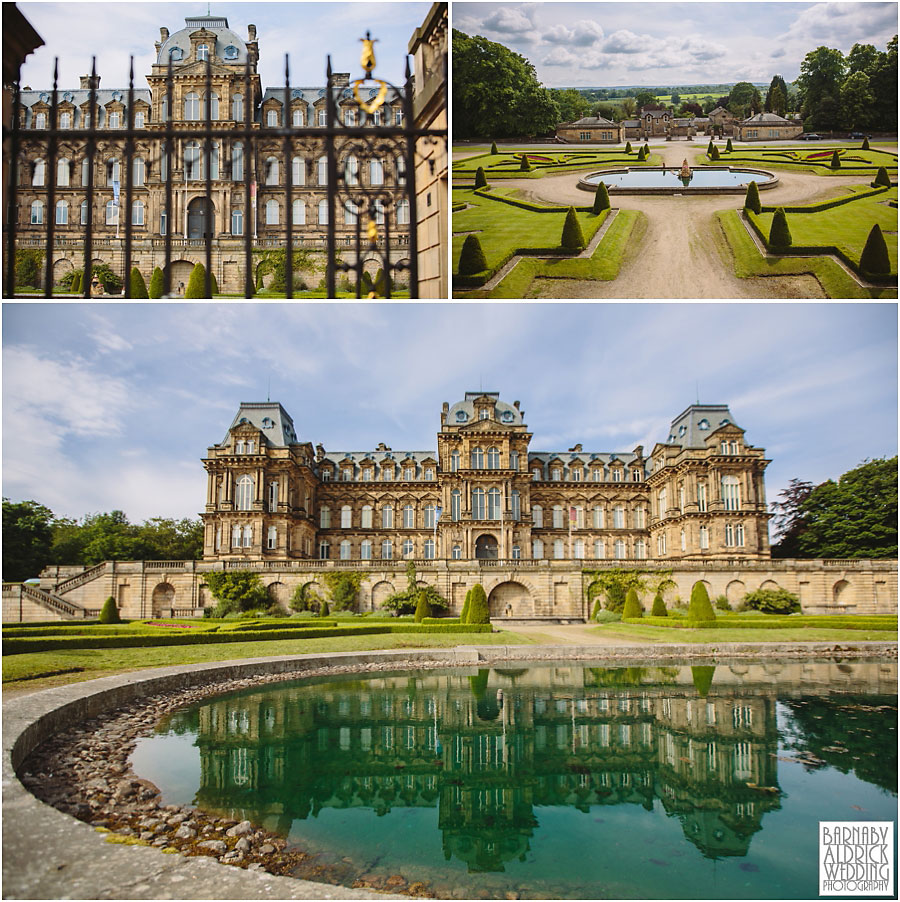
[4,32,446,298]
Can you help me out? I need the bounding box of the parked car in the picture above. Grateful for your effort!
[798,133,822,140]
[848,131,869,139]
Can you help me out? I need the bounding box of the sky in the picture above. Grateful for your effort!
[452,1,898,88]
[2,302,897,535]
[18,1,431,92]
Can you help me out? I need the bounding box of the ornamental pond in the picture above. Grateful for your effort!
[579,167,777,193]
[132,659,897,900]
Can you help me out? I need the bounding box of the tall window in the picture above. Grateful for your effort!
[591,467,602,482]
[486,447,500,469]
[634,507,645,529]
[424,504,436,528]
[402,539,414,558]
[532,505,543,528]
[319,505,331,528]
[450,450,460,472]
[265,157,279,185]
[553,539,564,559]
[184,92,200,120]
[658,532,667,555]
[317,108,326,126]
[243,526,252,548]
[512,545,521,560]
[340,540,351,560]
[510,490,520,520]
[658,488,667,517]
[471,447,484,468]
[396,156,406,184]
[382,504,393,528]
[613,505,625,529]
[319,541,330,559]
[532,539,544,559]
[293,199,306,224]
[34,111,47,129]
[184,143,200,180]
[573,539,585,559]
[107,158,120,185]
[80,200,88,224]
[593,506,604,528]
[424,539,435,559]
[292,156,305,185]
[344,199,358,225]
[266,108,278,127]
[344,155,359,185]
[681,528,687,551]
[196,43,209,61]
[361,539,372,560]
[369,159,384,185]
[361,505,373,528]
[161,94,170,120]
[268,526,278,550]
[634,539,646,559]
[108,111,121,128]
[450,489,461,521]
[81,158,90,186]
[403,505,414,528]
[231,94,243,121]
[374,198,385,225]
[105,199,118,224]
[552,506,563,529]
[614,539,626,559]
[236,475,253,511]
[381,540,393,560]
[207,92,219,120]
[268,481,278,512]
[698,483,708,512]
[265,199,279,224]
[551,467,561,481]
[487,488,501,520]
[131,200,144,225]
[317,156,327,185]
[160,149,167,181]
[231,208,243,235]
[231,525,241,547]
[55,200,68,224]
[699,525,709,549]
[56,158,70,186]
[722,476,741,511]
[60,111,72,129]
[318,199,328,224]
[396,198,410,224]
[132,157,145,186]
[509,450,519,470]
[471,488,485,520]
[292,108,304,126]
[594,539,605,559]
[341,505,352,529]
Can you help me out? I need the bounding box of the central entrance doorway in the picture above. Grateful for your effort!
[474,534,498,560]
[187,197,213,239]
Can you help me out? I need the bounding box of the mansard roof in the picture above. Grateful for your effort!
[665,404,741,449]
[445,391,524,427]
[529,451,643,469]
[261,84,403,107]
[19,88,152,110]
[157,15,250,66]
[222,402,298,447]
[318,450,434,468]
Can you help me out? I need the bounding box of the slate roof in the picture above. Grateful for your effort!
[708,107,734,118]
[665,404,739,449]
[19,89,152,128]
[563,115,618,128]
[446,392,524,427]
[528,451,644,479]
[157,15,250,66]
[740,111,794,125]
[261,85,403,108]
[223,402,299,447]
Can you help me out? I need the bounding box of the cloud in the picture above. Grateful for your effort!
[784,1,897,47]
[483,7,535,35]
[601,29,645,55]
[543,47,581,67]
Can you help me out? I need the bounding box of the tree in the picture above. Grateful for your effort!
[453,30,560,138]
[474,166,488,189]
[670,92,681,106]
[130,267,149,298]
[636,146,646,162]
[707,139,714,155]
[71,270,82,294]
[623,588,643,619]
[560,206,585,250]
[457,234,487,275]
[203,570,269,616]
[184,262,208,298]
[635,90,656,110]
[742,588,801,614]
[592,182,610,215]
[2,499,55,582]
[859,224,891,276]
[14,248,42,288]
[210,271,219,295]
[620,97,636,117]
[134,517,204,560]
[769,207,792,248]
[148,266,164,299]
[688,581,716,623]
[467,583,490,623]
[847,42,880,76]
[765,75,789,113]
[519,154,532,171]
[321,572,364,611]
[320,600,331,617]
[691,666,715,697]
[98,596,121,624]
[869,36,897,131]
[862,136,870,151]
[548,87,592,123]
[710,144,721,161]
[383,560,449,614]
[728,81,760,118]
[651,592,667,617]
[414,589,430,622]
[770,478,815,557]
[681,101,703,117]
[797,46,847,130]
[840,71,874,130]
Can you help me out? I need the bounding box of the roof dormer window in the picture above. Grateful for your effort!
[197,44,209,61]
[261,417,275,428]
[479,409,490,420]
[455,410,467,422]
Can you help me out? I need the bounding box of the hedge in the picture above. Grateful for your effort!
[2,622,492,654]
[758,185,888,214]
[472,187,594,214]
[623,616,896,631]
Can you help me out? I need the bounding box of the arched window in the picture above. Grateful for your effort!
[471,488,485,520]
[402,538,414,558]
[361,505,373,528]
[396,156,406,184]
[318,199,328,224]
[403,504,414,528]
[486,447,500,469]
[34,111,46,129]
[532,505,543,528]
[134,110,145,128]
[60,111,72,129]
[265,199,279,224]
[265,156,279,185]
[266,108,278,127]
[81,158,91,186]
[319,505,331,528]
[424,538,435,559]
[108,111,121,129]
[381,540,393,560]
[532,539,544,559]
[680,528,687,551]
[634,507,645,528]
[232,143,243,180]
[344,108,356,126]
[450,450,460,471]
[55,200,68,224]
[452,545,462,560]
[292,199,305,224]
[292,108,304,126]
[32,159,45,186]
[552,506,563,529]
[207,92,219,119]
[613,505,625,529]
[56,158,70,186]
[722,476,741,511]
[161,94,170,120]
[373,198,385,225]
[105,199,118,224]
[511,490,520,520]
[231,525,241,547]
[267,526,278,550]
[471,447,484,468]
[132,199,144,225]
[132,157,145,186]
[319,541,330,559]
[594,539,605,559]
[658,488,667,516]
[242,525,252,547]
[292,156,305,185]
[231,94,243,121]
[341,505,352,529]
[614,539,626,559]
[344,199,358,225]
[487,488,501,520]
[512,545,521,560]
[344,154,359,185]
[184,142,200,180]
[80,200,89,224]
[235,475,253,511]
[184,92,200,120]
[317,155,327,185]
[231,208,243,235]
[450,489,461,521]
[340,540,351,560]
[424,504,436,528]
[382,504,393,529]
[361,539,372,560]
[509,450,519,470]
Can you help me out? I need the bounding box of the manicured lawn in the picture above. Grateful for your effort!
[595,621,899,643]
[453,149,661,181]
[2,629,538,692]
[695,145,897,175]
[746,186,898,273]
[452,186,608,277]
[717,210,897,299]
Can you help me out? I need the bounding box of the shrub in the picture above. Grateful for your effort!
[90,262,123,294]
[742,588,801,614]
[744,180,762,214]
[14,248,42,288]
[872,166,891,188]
[71,270,82,294]
[830,150,841,169]
[594,609,622,623]
[623,588,643,619]
[714,594,732,611]
[651,592,667,617]
[148,266,164,298]
[98,596,121,624]
[490,141,498,154]
[688,581,716,623]
[130,267,149,298]
[467,584,490,624]
[859,224,891,276]
[604,584,626,614]
[560,206,585,250]
[691,665,715,697]
[519,155,532,171]
[590,598,601,620]
[374,268,390,297]
[769,208,792,247]
[460,588,473,623]
[184,262,209,298]
[625,141,633,154]
[203,570,269,617]
[726,138,733,152]
[707,139,714,155]
[320,600,331,617]
[710,144,720,161]
[592,182,610,214]
[474,166,488,189]
[414,590,430,622]
[458,234,487,275]
[211,271,219,295]
[643,144,649,156]
[862,136,870,150]
[636,147,646,161]
[361,270,375,296]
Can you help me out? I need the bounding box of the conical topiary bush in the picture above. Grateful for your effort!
[688,581,716,623]
[769,207,792,248]
[474,166,488,189]
[625,141,633,154]
[99,595,121,624]
[830,149,841,169]
[184,262,208,298]
[859,224,891,276]
[130,266,149,298]
[643,144,649,156]
[651,592,667,617]
[862,136,870,151]
[467,584,490,624]
[490,141,498,154]
[872,166,891,188]
[744,180,762,214]
[414,589,430,622]
[71,270,82,295]
[591,598,601,620]
[637,147,646,161]
[460,588,473,623]
[623,588,643,619]
[458,234,488,276]
[707,139,714,155]
[725,138,733,152]
[519,155,532,171]
[710,144,721,161]
[210,270,219,295]
[592,181,610,214]
[561,206,585,251]
[148,266,164,298]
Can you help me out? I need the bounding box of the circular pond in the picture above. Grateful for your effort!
[578,167,777,194]
[131,660,897,899]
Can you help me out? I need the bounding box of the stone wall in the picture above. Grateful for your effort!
[3,557,896,622]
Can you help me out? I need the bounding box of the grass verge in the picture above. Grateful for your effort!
[595,622,899,643]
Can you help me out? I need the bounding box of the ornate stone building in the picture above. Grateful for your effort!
[12,12,422,293]
[200,391,772,564]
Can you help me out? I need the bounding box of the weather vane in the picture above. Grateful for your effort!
[352,31,388,114]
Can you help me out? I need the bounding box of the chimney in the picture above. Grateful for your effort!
[79,74,100,90]
[160,27,169,41]
[332,72,350,87]
[248,24,256,41]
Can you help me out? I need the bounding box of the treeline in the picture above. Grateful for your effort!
[454,27,896,138]
[2,500,203,583]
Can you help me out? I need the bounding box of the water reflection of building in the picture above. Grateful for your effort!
[179,668,790,870]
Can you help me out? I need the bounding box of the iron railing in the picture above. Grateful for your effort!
[4,38,446,298]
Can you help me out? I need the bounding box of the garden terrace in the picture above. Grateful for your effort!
[453,149,660,182]
[698,146,898,177]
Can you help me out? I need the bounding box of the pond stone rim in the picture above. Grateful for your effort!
[577,165,779,194]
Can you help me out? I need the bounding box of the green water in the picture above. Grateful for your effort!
[132,660,898,899]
